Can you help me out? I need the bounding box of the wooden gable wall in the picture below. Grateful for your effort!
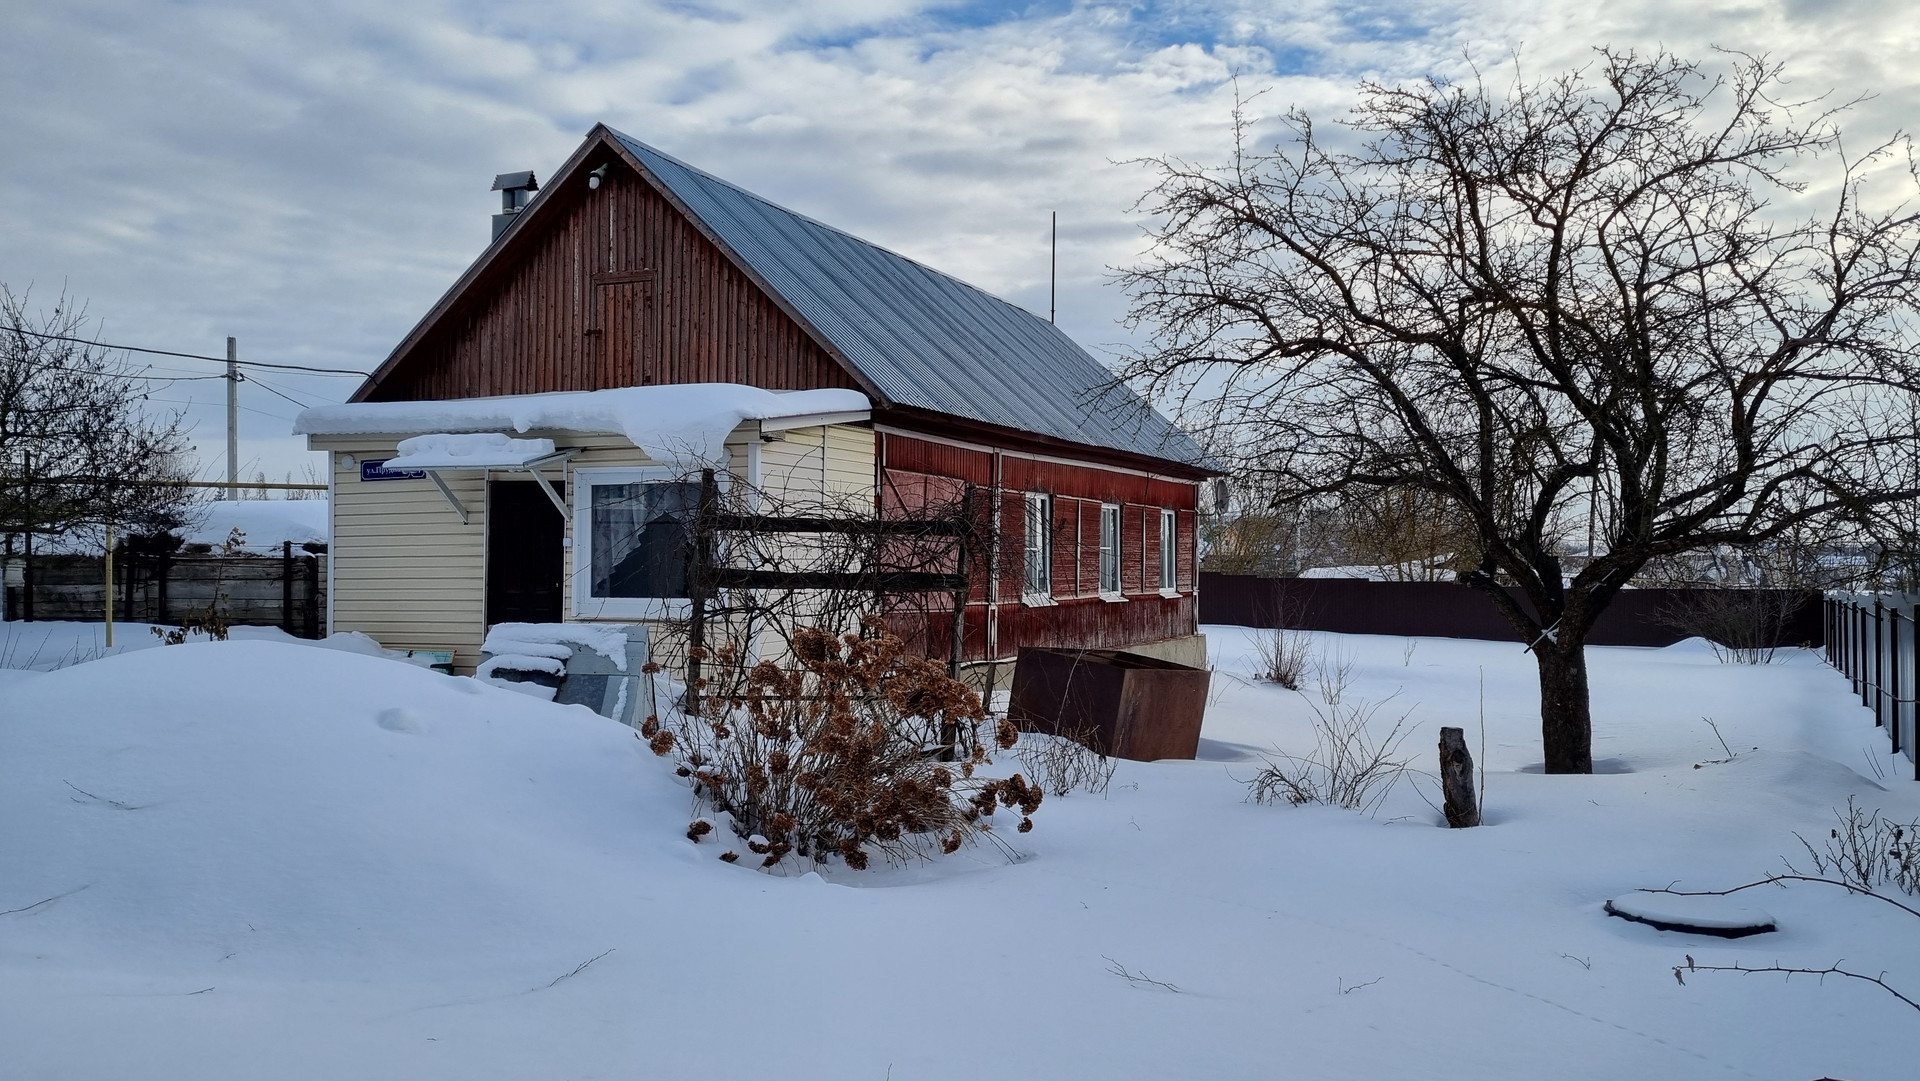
[365,152,858,402]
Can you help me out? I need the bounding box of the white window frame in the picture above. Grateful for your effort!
[1159,509,1180,595]
[570,466,711,620]
[1022,491,1054,605]
[1098,503,1124,600]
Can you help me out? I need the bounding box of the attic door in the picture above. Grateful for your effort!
[595,271,653,387]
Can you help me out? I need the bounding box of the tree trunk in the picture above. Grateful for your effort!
[1535,640,1593,774]
[1438,726,1480,827]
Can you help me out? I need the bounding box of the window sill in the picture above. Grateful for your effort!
[1098,592,1128,603]
[1021,593,1057,608]
[1157,588,1183,599]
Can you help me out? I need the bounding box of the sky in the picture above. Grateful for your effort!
[3,0,1917,483]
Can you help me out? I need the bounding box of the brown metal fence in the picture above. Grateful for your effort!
[1197,573,1824,648]
[1826,593,1920,780]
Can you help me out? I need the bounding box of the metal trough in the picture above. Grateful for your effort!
[1008,647,1211,761]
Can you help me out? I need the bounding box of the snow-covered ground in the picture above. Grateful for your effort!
[2,625,1914,1079]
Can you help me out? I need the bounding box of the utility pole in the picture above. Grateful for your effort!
[224,336,240,500]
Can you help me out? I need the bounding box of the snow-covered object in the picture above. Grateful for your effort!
[1604,891,1777,937]
[476,653,566,679]
[181,498,329,551]
[294,384,870,468]
[484,622,632,672]
[385,433,557,470]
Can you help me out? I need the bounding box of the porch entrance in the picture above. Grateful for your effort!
[486,480,565,626]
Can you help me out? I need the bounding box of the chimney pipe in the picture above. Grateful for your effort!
[489,171,539,242]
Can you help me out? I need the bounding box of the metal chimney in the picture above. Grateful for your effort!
[490,171,539,241]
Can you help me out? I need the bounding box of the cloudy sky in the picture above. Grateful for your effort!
[4,0,1916,482]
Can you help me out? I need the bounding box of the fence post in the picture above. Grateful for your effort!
[1891,608,1903,755]
[281,541,294,634]
[1823,597,1831,664]
[1873,599,1885,726]
[1911,600,1920,781]
[1859,601,1869,702]
[304,555,320,639]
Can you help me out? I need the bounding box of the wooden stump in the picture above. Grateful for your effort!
[1439,726,1480,828]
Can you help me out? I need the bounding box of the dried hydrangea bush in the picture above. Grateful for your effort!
[644,626,1041,870]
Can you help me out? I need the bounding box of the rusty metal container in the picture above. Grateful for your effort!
[1008,647,1211,761]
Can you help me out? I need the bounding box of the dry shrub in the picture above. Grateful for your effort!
[1249,652,1413,814]
[1254,625,1312,689]
[1790,797,1920,896]
[1017,727,1118,797]
[648,625,1041,869]
[1657,589,1803,664]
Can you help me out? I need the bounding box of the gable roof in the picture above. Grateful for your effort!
[607,131,1209,470]
[354,126,1214,473]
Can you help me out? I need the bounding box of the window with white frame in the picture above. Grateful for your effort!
[1098,503,1121,596]
[1023,492,1052,602]
[1160,509,1177,591]
[571,467,704,618]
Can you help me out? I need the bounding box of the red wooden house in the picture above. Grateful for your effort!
[298,125,1218,674]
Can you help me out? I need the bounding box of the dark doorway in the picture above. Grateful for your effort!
[486,480,565,627]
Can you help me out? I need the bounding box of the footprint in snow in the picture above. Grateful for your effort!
[377,707,427,734]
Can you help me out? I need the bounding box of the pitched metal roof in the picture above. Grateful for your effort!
[610,130,1211,470]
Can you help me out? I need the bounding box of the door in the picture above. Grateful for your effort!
[486,480,565,627]
[595,271,653,387]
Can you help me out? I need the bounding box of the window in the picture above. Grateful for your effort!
[1023,492,1052,602]
[571,467,703,618]
[1098,503,1121,596]
[1160,509,1177,592]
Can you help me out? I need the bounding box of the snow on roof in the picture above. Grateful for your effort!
[295,384,869,468]
[385,433,558,471]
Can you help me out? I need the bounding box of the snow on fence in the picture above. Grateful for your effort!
[1825,592,1920,779]
[2,544,326,638]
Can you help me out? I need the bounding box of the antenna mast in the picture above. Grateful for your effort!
[1049,211,1057,324]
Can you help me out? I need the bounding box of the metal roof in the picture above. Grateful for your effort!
[611,131,1211,470]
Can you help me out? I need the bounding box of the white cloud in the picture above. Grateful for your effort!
[2,0,1915,481]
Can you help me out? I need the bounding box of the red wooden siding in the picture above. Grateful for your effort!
[879,432,1200,662]
[368,158,857,402]
[1051,497,1079,599]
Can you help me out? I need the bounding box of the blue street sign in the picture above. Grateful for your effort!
[361,459,427,482]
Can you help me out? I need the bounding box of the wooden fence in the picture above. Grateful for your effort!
[1827,593,1920,780]
[1197,573,1824,649]
[3,544,326,638]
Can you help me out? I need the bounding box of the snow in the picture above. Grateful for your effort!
[294,383,871,469]
[385,432,557,470]
[483,622,631,671]
[1605,891,1777,935]
[1300,561,1456,581]
[2,626,1916,1079]
[475,653,566,678]
[179,499,328,551]
[0,620,418,672]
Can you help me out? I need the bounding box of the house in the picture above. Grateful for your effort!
[294,125,1218,675]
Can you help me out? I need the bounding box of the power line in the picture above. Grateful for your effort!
[246,375,315,410]
[4,326,371,377]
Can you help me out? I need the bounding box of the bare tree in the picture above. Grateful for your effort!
[1121,51,1920,773]
[0,286,195,572]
